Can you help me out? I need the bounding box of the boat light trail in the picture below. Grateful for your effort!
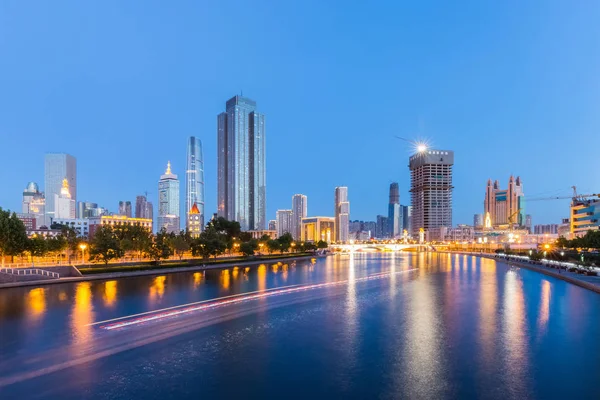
[97,269,417,331]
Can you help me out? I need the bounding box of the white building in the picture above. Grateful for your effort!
[291,194,307,240]
[45,153,76,226]
[22,182,46,228]
[157,161,180,233]
[334,187,350,242]
[52,218,90,237]
[54,178,76,220]
[276,209,293,238]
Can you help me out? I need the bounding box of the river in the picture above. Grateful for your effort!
[0,253,599,399]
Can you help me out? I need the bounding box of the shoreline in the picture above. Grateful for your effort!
[0,254,317,290]
[449,252,600,295]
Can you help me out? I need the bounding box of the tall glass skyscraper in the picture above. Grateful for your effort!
[217,95,266,231]
[158,161,180,234]
[388,182,401,238]
[186,137,205,234]
[44,153,76,226]
[334,187,350,242]
[291,194,307,240]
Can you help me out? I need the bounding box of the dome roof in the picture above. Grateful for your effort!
[26,182,39,192]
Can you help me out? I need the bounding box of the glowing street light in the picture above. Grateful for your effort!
[79,243,87,264]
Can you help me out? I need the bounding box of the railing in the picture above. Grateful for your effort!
[0,268,60,279]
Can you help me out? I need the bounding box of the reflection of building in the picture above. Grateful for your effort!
[291,194,307,240]
[376,215,388,239]
[388,182,401,238]
[570,198,600,236]
[334,187,349,242]
[22,182,46,228]
[54,179,76,220]
[135,195,153,220]
[301,217,335,243]
[187,203,202,238]
[119,201,132,217]
[268,219,277,232]
[409,149,454,240]
[473,213,483,227]
[52,218,90,237]
[276,209,293,237]
[484,176,525,228]
[45,153,76,226]
[186,136,205,233]
[158,161,180,233]
[217,95,266,230]
[89,215,153,237]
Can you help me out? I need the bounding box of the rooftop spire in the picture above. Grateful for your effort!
[166,161,171,175]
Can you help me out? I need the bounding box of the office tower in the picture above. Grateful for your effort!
[22,182,46,228]
[388,182,401,238]
[402,205,412,235]
[45,153,76,225]
[54,178,76,219]
[525,214,532,233]
[376,215,388,239]
[186,136,205,234]
[268,219,277,232]
[473,213,483,227]
[334,187,350,242]
[484,176,525,228]
[157,161,180,234]
[217,95,266,230]
[77,201,103,218]
[276,210,293,238]
[291,194,307,240]
[409,148,454,240]
[119,201,132,218]
[135,195,152,219]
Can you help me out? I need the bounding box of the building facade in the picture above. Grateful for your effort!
[409,149,454,240]
[88,215,153,237]
[301,217,335,243]
[276,209,293,238]
[268,219,277,232]
[217,95,266,231]
[388,182,401,238]
[44,153,76,225]
[186,136,205,234]
[376,215,388,239]
[334,187,349,242]
[157,162,180,233]
[484,176,525,228]
[119,201,132,217]
[473,213,483,227]
[570,198,600,237]
[135,195,153,220]
[52,218,90,237]
[402,205,412,236]
[22,182,46,228]
[534,224,559,235]
[54,178,76,220]
[291,194,307,240]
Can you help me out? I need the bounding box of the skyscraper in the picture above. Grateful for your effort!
[157,162,180,233]
[268,219,277,232]
[388,182,401,238]
[119,201,132,218]
[376,215,388,239]
[44,153,76,225]
[54,178,76,219]
[276,209,293,238]
[291,194,307,240]
[22,182,46,228]
[409,149,454,240]
[135,195,153,220]
[217,95,266,231]
[484,176,525,228]
[402,205,412,235]
[334,187,350,242]
[186,136,205,234]
[474,213,483,227]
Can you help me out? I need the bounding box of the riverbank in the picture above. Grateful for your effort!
[0,254,317,289]
[448,251,600,295]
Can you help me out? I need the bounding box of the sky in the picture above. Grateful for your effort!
[1,0,599,226]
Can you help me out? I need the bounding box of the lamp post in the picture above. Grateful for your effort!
[259,242,264,255]
[291,242,296,253]
[79,243,87,264]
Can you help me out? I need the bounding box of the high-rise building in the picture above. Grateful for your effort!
[217,95,266,231]
[45,153,76,225]
[157,161,180,234]
[291,194,307,240]
[570,198,600,237]
[388,182,401,238]
[473,213,483,227]
[484,176,525,228]
[276,209,293,238]
[402,205,412,235]
[376,215,388,239]
[119,201,132,218]
[268,219,277,232]
[186,136,205,234]
[334,187,349,242]
[77,201,109,218]
[135,195,153,220]
[54,178,76,220]
[525,214,532,233]
[409,149,454,240]
[22,182,46,228]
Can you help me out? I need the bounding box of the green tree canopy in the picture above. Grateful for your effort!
[0,209,29,264]
[89,225,124,265]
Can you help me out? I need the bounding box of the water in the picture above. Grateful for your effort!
[0,253,599,399]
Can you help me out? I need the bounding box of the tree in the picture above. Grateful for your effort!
[0,209,29,265]
[89,226,124,265]
[146,229,173,262]
[304,242,317,252]
[171,231,191,260]
[209,217,241,241]
[277,232,294,253]
[191,226,227,260]
[316,240,328,249]
[240,240,258,257]
[266,239,280,254]
[28,235,48,260]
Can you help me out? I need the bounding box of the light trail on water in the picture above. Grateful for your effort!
[97,268,417,331]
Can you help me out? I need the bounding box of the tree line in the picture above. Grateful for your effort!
[556,230,600,250]
[0,209,328,265]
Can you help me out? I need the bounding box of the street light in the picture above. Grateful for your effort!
[79,243,87,264]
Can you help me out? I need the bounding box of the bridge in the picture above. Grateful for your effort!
[331,243,449,252]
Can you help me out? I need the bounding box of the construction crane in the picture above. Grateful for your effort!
[527,186,600,202]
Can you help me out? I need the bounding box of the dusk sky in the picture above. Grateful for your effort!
[1,1,599,225]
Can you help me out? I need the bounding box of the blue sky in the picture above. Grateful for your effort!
[1,0,599,226]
